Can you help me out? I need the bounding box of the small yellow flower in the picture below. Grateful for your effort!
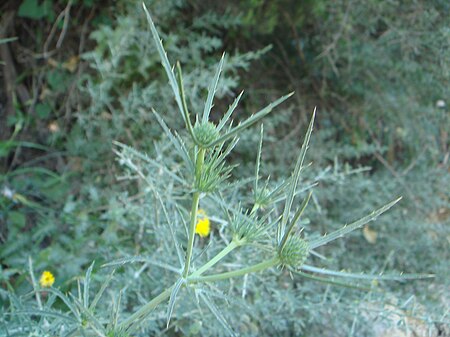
[39,271,55,287]
[195,209,210,237]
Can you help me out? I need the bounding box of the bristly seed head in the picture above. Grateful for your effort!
[230,209,272,244]
[193,122,219,148]
[279,236,310,268]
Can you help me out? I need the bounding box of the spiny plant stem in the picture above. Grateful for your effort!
[120,286,173,331]
[183,148,206,277]
[195,148,206,183]
[121,240,239,330]
[191,240,240,277]
[183,191,200,277]
[28,257,42,310]
[120,245,269,330]
[188,257,280,283]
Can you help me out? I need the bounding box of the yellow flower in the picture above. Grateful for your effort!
[195,209,210,237]
[39,271,55,287]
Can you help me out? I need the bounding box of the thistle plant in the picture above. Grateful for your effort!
[105,4,433,335]
[5,4,436,336]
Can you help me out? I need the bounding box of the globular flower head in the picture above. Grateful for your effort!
[193,122,219,148]
[39,270,55,287]
[279,236,310,268]
[195,209,211,237]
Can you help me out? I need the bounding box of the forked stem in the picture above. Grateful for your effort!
[191,240,240,277]
[188,257,280,283]
[119,286,173,331]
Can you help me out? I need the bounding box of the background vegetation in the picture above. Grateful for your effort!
[1,0,448,336]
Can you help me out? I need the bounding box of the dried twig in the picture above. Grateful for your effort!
[43,0,73,58]
[1,11,17,142]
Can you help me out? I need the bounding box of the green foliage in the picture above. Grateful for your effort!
[18,0,55,21]
[18,0,95,21]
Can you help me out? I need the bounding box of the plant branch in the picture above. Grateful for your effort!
[119,286,173,332]
[190,240,240,277]
[188,257,279,283]
[183,148,206,277]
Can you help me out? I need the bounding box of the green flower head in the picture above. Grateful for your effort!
[193,122,219,148]
[279,236,310,268]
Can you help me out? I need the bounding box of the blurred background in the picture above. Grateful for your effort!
[1,0,449,336]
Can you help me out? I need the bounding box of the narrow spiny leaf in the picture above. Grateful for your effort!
[142,3,185,122]
[279,109,315,243]
[84,261,95,308]
[310,197,402,249]
[301,264,434,281]
[217,90,244,132]
[166,278,185,327]
[203,53,225,123]
[209,92,294,147]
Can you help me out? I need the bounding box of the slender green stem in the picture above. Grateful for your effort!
[119,286,173,331]
[122,148,207,328]
[183,191,200,277]
[195,148,205,184]
[190,240,239,277]
[119,242,272,329]
[188,257,280,283]
[28,257,42,310]
[183,148,206,277]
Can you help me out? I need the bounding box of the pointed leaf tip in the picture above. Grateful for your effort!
[309,197,403,249]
